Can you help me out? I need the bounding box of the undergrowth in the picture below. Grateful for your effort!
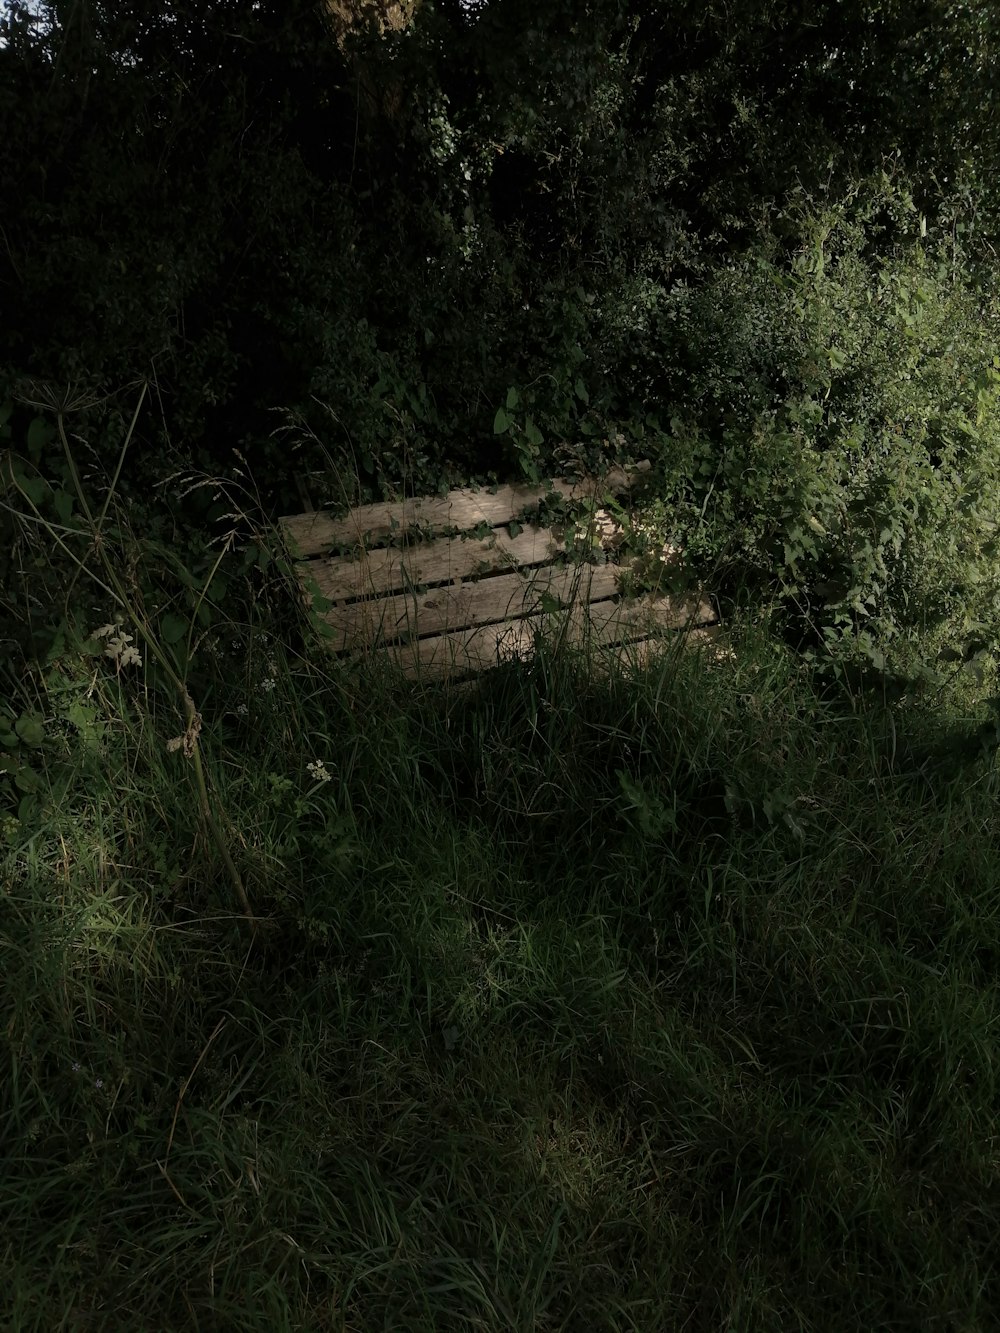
[3,413,1000,1331]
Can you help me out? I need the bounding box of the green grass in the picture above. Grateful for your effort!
[4,527,1000,1330]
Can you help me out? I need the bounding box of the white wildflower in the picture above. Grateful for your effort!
[94,623,142,668]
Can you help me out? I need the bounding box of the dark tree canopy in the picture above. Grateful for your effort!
[0,0,997,516]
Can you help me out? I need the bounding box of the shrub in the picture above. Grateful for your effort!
[633,176,1000,688]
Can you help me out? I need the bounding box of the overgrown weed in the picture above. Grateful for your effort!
[3,435,1000,1330]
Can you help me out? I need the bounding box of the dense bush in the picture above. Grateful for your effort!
[626,179,1000,684]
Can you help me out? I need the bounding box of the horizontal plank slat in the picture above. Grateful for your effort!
[280,462,650,556]
[305,524,568,603]
[583,623,729,675]
[372,593,717,680]
[319,562,623,651]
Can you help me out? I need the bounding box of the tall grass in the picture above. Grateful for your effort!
[3,446,1000,1330]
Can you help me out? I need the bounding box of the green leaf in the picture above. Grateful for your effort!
[14,716,45,747]
[506,387,520,411]
[18,793,40,823]
[616,769,678,837]
[525,417,543,447]
[574,377,589,404]
[27,417,50,461]
[64,700,104,748]
[15,764,43,792]
[159,614,188,645]
[53,489,74,525]
[14,472,46,507]
[493,407,510,434]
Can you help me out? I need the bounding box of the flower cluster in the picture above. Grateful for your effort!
[94,622,143,668]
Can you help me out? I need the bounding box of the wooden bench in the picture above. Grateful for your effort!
[278,463,723,682]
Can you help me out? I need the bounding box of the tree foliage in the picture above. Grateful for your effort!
[2,0,999,673]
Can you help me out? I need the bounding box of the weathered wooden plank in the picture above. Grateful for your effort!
[371,592,717,680]
[318,562,623,651]
[304,524,568,603]
[389,624,730,693]
[280,462,650,557]
[597,623,730,671]
[554,623,725,680]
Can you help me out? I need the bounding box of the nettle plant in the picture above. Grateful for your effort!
[639,182,1000,690]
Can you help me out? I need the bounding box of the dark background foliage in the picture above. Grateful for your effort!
[2,0,999,673]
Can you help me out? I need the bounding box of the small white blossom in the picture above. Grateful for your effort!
[307,760,333,783]
[94,623,143,668]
